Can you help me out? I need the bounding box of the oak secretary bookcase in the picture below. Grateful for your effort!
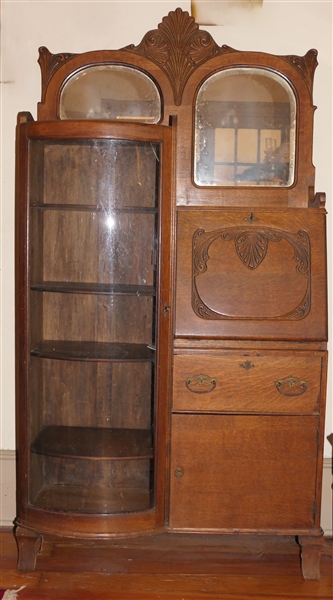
[15,8,328,579]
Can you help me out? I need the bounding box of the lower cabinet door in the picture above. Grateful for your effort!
[169,414,318,531]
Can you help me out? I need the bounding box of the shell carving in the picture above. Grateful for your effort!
[123,8,231,105]
[234,231,269,270]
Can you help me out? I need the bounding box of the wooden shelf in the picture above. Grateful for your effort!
[30,204,157,213]
[30,340,155,362]
[30,281,156,296]
[31,425,153,460]
[33,484,151,513]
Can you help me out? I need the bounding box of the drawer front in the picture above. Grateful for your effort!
[173,352,324,414]
[176,210,327,341]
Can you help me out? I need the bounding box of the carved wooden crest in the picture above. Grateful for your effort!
[281,50,318,100]
[123,8,232,105]
[192,227,311,321]
[38,47,77,103]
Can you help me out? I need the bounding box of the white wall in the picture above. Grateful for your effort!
[1,1,332,457]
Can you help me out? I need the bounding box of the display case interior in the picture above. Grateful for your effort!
[26,137,160,515]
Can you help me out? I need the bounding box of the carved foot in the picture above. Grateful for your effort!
[298,535,323,580]
[14,525,42,572]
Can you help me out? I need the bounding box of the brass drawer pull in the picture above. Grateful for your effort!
[185,373,217,394]
[276,376,307,396]
[174,468,184,478]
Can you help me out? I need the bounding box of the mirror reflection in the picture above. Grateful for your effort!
[194,68,296,187]
[60,65,161,123]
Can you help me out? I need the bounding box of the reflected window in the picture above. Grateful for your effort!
[194,68,296,187]
[60,65,161,123]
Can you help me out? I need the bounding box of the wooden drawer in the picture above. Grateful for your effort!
[173,351,324,414]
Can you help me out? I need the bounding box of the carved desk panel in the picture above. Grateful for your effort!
[176,210,327,340]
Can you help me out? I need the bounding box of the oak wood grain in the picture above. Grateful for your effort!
[173,350,323,414]
[169,414,319,531]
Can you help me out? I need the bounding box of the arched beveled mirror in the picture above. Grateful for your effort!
[194,68,296,187]
[59,65,161,123]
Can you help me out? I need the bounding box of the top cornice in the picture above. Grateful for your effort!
[38,8,318,106]
[123,8,317,104]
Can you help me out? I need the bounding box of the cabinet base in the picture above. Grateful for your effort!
[13,525,324,579]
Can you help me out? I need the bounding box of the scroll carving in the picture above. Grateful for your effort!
[123,8,233,105]
[281,49,318,100]
[192,227,311,321]
[38,46,77,103]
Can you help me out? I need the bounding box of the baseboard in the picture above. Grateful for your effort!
[0,450,16,526]
[321,458,333,536]
[1,450,332,534]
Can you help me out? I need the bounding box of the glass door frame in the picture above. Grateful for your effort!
[15,118,174,534]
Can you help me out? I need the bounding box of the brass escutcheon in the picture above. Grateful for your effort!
[174,468,184,478]
[244,213,258,223]
[240,360,255,370]
[163,302,171,317]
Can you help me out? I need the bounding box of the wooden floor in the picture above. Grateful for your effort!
[0,528,332,599]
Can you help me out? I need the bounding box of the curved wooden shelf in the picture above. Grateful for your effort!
[31,425,153,460]
[33,484,151,513]
[30,282,156,296]
[30,340,156,362]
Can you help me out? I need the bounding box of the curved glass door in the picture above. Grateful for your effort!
[26,128,167,514]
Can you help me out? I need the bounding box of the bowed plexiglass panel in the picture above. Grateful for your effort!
[194,68,296,187]
[28,137,160,514]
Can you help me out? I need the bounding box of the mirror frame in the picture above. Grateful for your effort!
[37,8,319,208]
[193,66,297,189]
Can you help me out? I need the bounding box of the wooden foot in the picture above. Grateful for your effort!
[14,525,42,572]
[298,535,323,580]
